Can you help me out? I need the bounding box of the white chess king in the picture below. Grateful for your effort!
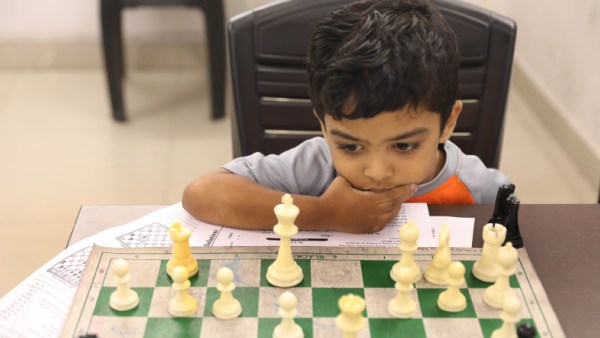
[266,194,304,287]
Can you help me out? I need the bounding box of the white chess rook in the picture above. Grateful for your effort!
[336,294,366,338]
[267,194,304,287]
[273,291,303,338]
[473,223,507,282]
[484,242,518,309]
[168,266,198,317]
[167,221,198,278]
[388,267,417,318]
[424,223,452,285]
[212,267,242,319]
[491,296,522,338]
[109,259,139,311]
[391,220,422,284]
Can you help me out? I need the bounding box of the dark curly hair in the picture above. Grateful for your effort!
[307,0,459,128]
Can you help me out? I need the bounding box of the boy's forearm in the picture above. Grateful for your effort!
[181,169,331,231]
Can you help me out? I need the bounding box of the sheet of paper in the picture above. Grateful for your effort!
[0,202,473,337]
[430,216,475,248]
[211,202,436,247]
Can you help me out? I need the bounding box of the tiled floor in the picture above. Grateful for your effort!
[0,67,596,298]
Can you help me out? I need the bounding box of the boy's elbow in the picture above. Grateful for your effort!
[182,179,208,219]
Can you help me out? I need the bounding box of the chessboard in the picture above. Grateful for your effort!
[61,245,564,338]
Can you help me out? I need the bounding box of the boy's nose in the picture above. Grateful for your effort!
[364,158,394,182]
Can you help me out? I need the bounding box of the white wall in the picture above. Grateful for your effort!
[464,0,600,172]
[0,0,272,43]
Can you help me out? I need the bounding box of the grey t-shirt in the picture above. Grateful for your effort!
[223,137,510,204]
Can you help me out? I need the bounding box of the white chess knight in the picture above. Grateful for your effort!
[273,291,303,338]
[437,261,467,312]
[473,223,507,282]
[424,223,452,285]
[336,294,366,338]
[266,194,304,287]
[388,267,417,318]
[491,295,522,338]
[212,267,242,319]
[391,220,422,284]
[168,266,198,317]
[484,242,518,309]
[109,259,139,311]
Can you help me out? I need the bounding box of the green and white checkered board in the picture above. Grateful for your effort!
[61,246,564,338]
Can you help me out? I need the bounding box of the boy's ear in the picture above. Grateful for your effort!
[439,100,463,143]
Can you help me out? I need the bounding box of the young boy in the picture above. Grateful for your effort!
[182,0,510,234]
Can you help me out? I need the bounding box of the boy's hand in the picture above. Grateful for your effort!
[318,176,418,233]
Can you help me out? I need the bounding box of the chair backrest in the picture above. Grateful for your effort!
[228,0,516,168]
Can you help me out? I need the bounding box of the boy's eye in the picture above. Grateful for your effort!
[337,144,363,153]
[394,143,419,152]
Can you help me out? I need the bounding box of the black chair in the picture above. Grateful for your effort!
[100,0,226,121]
[228,0,516,168]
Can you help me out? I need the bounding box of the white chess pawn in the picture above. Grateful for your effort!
[391,220,421,284]
[212,267,242,319]
[388,267,417,318]
[473,223,507,282]
[424,223,452,285]
[168,266,198,317]
[491,296,522,338]
[167,221,198,278]
[273,291,303,338]
[109,259,139,311]
[267,194,304,287]
[484,242,518,309]
[336,294,366,338]
[437,261,467,312]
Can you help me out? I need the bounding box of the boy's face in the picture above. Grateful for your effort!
[318,102,462,192]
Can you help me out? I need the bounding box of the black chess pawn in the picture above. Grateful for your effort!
[517,323,536,338]
[503,195,524,248]
[489,184,516,224]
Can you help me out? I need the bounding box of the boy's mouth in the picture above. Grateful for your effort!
[364,185,401,192]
